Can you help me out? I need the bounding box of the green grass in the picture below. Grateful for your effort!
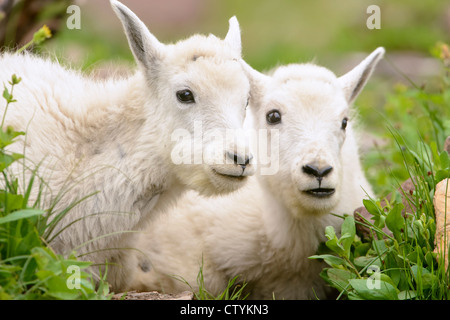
[174,257,249,300]
[362,43,450,196]
[0,74,111,300]
[310,44,450,300]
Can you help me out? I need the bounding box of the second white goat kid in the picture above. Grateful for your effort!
[0,1,253,291]
[130,48,385,299]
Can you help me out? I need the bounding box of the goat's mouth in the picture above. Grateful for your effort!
[212,169,247,181]
[303,188,335,198]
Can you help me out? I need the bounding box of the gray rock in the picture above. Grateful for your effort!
[111,290,194,300]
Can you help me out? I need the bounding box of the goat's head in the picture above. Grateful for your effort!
[111,1,253,195]
[243,48,384,215]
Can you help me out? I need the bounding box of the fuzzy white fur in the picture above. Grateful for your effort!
[0,1,254,291]
[129,48,385,299]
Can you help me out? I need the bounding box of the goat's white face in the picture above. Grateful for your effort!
[112,1,253,195]
[244,48,384,215]
[251,67,348,214]
[161,41,253,195]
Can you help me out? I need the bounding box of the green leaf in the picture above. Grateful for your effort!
[372,239,388,254]
[379,274,398,289]
[363,199,381,216]
[349,279,399,300]
[326,268,357,292]
[2,86,11,102]
[385,203,405,240]
[424,251,435,267]
[340,216,356,258]
[354,255,382,269]
[354,242,371,257]
[325,225,336,241]
[0,151,23,171]
[420,273,438,290]
[10,74,21,85]
[61,258,91,271]
[0,127,25,148]
[440,150,449,169]
[398,290,417,300]
[410,265,436,289]
[0,209,44,224]
[309,254,346,268]
[0,192,25,212]
[363,199,387,233]
[45,276,81,300]
[436,169,450,182]
[324,226,346,257]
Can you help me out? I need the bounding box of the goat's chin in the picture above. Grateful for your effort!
[293,190,340,216]
[202,165,250,196]
[177,165,249,197]
[195,179,247,197]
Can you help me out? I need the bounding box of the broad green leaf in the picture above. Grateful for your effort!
[424,251,435,267]
[45,276,81,300]
[354,242,371,257]
[327,268,356,292]
[363,199,381,216]
[379,274,398,289]
[0,127,25,148]
[398,290,417,300]
[354,255,382,269]
[324,226,346,257]
[348,292,364,300]
[2,86,11,101]
[309,254,346,268]
[61,258,92,270]
[410,264,430,277]
[325,225,336,241]
[362,198,387,233]
[0,209,44,224]
[372,239,388,254]
[0,151,23,171]
[440,150,449,169]
[436,169,450,183]
[0,192,25,213]
[385,203,405,240]
[340,216,356,258]
[349,279,399,300]
[420,273,438,290]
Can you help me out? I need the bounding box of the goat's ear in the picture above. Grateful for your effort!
[111,0,164,70]
[240,60,270,107]
[224,16,242,55]
[338,47,385,104]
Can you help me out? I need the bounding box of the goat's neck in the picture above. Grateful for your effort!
[258,180,331,252]
[80,72,173,213]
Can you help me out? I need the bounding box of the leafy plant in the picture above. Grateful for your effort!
[16,25,52,54]
[0,74,111,300]
[174,257,249,300]
[311,43,450,300]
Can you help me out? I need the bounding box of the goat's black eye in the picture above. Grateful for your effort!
[266,110,281,124]
[341,117,348,130]
[176,89,195,104]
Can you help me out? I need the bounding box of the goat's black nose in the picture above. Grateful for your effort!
[227,151,253,169]
[302,164,333,179]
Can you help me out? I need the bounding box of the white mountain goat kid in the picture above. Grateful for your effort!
[129,48,385,299]
[0,1,254,291]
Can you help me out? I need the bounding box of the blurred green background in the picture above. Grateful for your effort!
[41,0,448,122]
[1,0,449,195]
[44,0,448,72]
[2,0,447,88]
